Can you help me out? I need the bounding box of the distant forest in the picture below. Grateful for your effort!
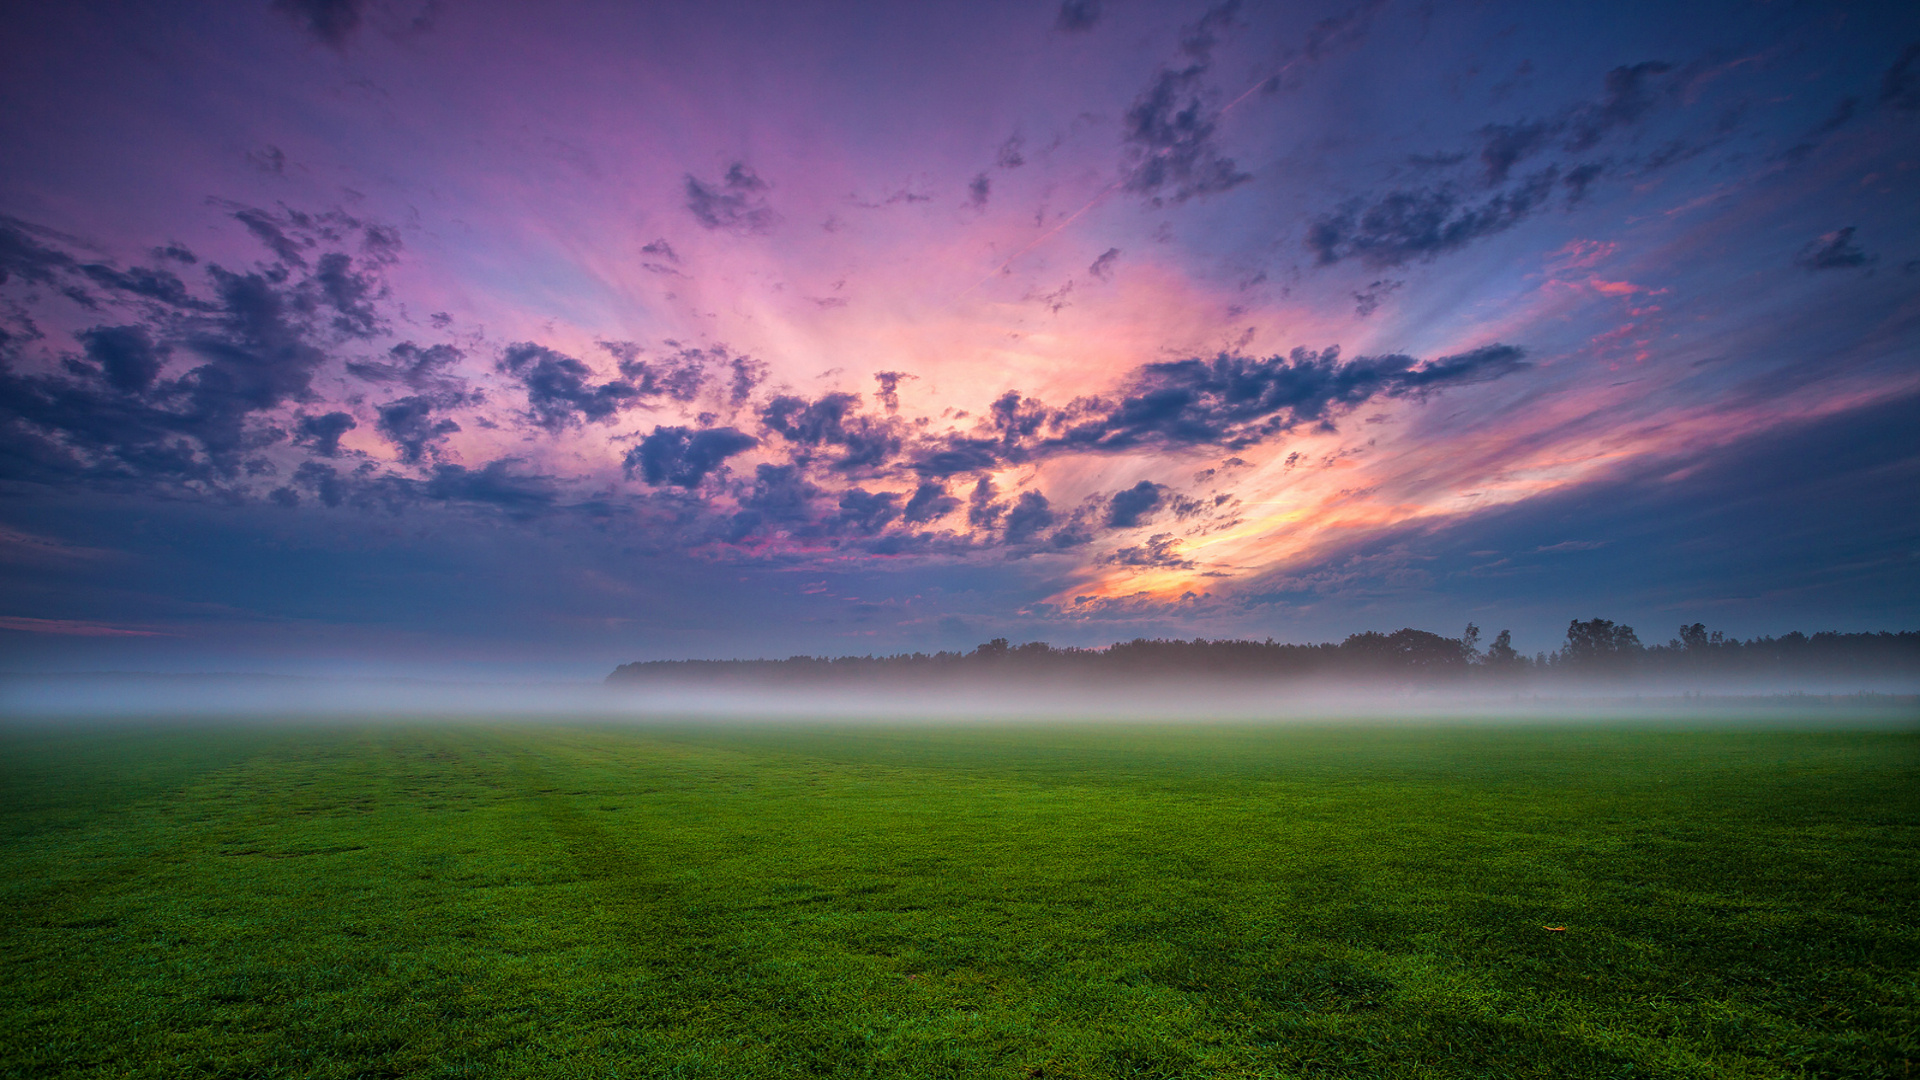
[609,620,1920,686]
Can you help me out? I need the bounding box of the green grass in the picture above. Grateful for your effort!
[2,719,1915,1079]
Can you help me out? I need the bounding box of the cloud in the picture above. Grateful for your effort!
[1795,227,1871,271]
[295,411,356,457]
[79,325,166,393]
[1003,490,1054,543]
[1088,247,1121,280]
[1309,62,1678,268]
[626,425,757,489]
[761,392,900,470]
[685,163,778,233]
[836,488,901,535]
[1107,481,1163,528]
[1118,3,1251,204]
[1306,171,1556,268]
[1351,278,1401,318]
[273,0,364,50]
[903,480,959,524]
[1883,43,1920,112]
[874,370,914,413]
[995,135,1025,169]
[1102,533,1194,569]
[1052,343,1529,451]
[497,342,638,430]
[347,341,470,399]
[1566,62,1672,151]
[1120,66,1252,203]
[421,460,556,518]
[375,396,459,463]
[1055,0,1100,33]
[968,173,991,210]
[313,253,384,337]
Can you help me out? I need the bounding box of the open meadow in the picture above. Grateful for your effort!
[2,719,1915,1079]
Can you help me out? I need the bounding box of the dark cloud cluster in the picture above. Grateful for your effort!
[1308,171,1558,268]
[1308,62,1689,269]
[1055,0,1100,34]
[1119,2,1252,204]
[496,343,639,430]
[0,210,385,484]
[762,392,902,471]
[0,202,1538,568]
[627,425,757,489]
[1047,344,1529,451]
[274,0,366,50]
[1102,532,1195,569]
[685,163,778,234]
[1879,43,1920,113]
[1795,227,1872,272]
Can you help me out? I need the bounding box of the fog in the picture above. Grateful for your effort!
[3,670,1915,728]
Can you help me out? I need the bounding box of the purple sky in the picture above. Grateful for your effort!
[2,0,1916,677]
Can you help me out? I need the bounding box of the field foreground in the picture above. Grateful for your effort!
[2,720,1915,1079]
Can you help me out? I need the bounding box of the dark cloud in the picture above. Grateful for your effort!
[967,476,1003,529]
[1477,120,1557,185]
[1303,0,1384,62]
[685,163,778,233]
[1117,3,1252,204]
[909,438,1002,477]
[1003,490,1054,544]
[874,370,913,413]
[295,411,356,458]
[608,342,711,403]
[497,342,638,430]
[1088,247,1121,280]
[1351,278,1401,318]
[961,172,990,212]
[1566,62,1672,151]
[761,392,900,470]
[1883,43,1920,112]
[422,460,555,518]
[1107,481,1163,528]
[995,135,1025,169]
[1120,65,1252,203]
[0,209,402,488]
[1311,62,1678,268]
[730,463,822,538]
[1055,0,1100,33]
[1306,171,1556,268]
[836,488,901,535]
[79,325,166,393]
[1103,532,1194,569]
[232,208,309,267]
[273,0,365,50]
[626,425,757,489]
[902,480,959,524]
[729,353,768,406]
[1054,344,1529,451]
[0,216,82,289]
[1561,162,1605,205]
[313,253,383,337]
[347,341,470,399]
[248,146,287,174]
[1795,227,1871,271]
[375,396,458,463]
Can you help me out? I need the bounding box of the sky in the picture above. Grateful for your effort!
[0,0,1916,678]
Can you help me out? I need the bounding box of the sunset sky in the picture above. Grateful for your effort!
[2,0,1916,676]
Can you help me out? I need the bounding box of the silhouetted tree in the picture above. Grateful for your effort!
[1562,618,1642,669]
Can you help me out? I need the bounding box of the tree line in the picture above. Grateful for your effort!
[608,619,1920,685]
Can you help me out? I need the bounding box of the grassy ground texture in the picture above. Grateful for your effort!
[1,720,1915,1079]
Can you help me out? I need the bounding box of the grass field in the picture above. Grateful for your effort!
[2,719,1915,1079]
